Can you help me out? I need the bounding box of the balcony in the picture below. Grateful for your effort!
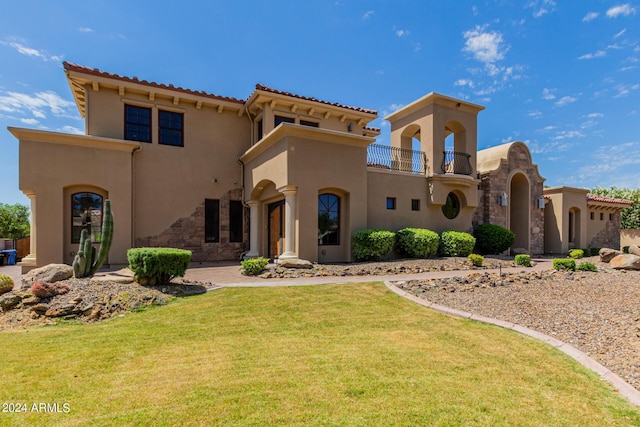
[441,151,473,175]
[367,144,426,175]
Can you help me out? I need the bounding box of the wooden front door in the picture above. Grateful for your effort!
[268,200,285,259]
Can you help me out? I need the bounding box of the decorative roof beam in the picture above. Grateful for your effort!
[357,119,365,126]
[217,105,224,114]
[173,96,180,106]
[237,109,244,117]
[92,82,99,92]
[340,114,347,122]
[195,100,202,110]
[291,105,298,113]
[118,86,125,96]
[308,108,315,116]
[324,111,331,119]
[270,100,277,109]
[149,92,155,101]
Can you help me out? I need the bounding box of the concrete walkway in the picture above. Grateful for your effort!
[3,258,639,407]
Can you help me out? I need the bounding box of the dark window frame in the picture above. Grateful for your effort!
[229,200,244,243]
[300,119,319,128]
[158,109,184,147]
[318,193,340,246]
[411,199,420,211]
[442,192,461,219]
[386,197,396,210]
[124,104,151,142]
[274,115,295,127]
[205,199,220,243]
[71,192,103,244]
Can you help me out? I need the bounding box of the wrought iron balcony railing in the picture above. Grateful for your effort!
[367,144,426,175]
[441,150,473,175]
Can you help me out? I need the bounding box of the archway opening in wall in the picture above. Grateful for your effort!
[509,173,530,252]
[568,207,581,249]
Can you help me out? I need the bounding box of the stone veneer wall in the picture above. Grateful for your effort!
[589,213,622,250]
[135,189,249,262]
[472,145,545,254]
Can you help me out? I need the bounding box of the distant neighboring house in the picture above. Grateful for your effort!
[8,62,631,272]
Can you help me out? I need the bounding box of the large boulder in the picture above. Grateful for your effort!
[278,258,314,269]
[21,264,73,289]
[599,248,623,263]
[610,254,640,270]
[628,245,640,256]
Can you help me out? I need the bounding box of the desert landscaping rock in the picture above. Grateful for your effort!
[599,248,622,263]
[21,263,73,289]
[629,245,640,256]
[610,254,640,270]
[278,258,314,269]
[393,261,640,391]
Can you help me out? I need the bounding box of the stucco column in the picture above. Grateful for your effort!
[19,191,37,272]
[279,185,298,260]
[245,200,260,257]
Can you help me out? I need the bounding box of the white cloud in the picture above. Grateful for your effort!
[59,125,84,135]
[0,38,62,62]
[528,111,542,119]
[542,88,556,100]
[0,90,76,120]
[526,0,556,17]
[613,28,627,38]
[395,29,409,37]
[614,83,640,97]
[554,130,584,140]
[587,113,604,118]
[462,25,508,64]
[20,118,39,125]
[555,96,577,106]
[454,79,475,88]
[578,50,607,60]
[606,4,636,18]
[78,27,94,33]
[362,10,374,19]
[413,42,421,52]
[582,12,599,22]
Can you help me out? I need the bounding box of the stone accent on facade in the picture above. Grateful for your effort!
[589,213,622,250]
[473,144,545,254]
[135,189,249,262]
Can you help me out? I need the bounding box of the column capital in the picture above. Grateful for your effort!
[277,185,298,195]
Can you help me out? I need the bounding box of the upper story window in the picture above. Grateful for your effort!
[300,120,319,128]
[159,110,184,146]
[125,105,151,142]
[274,115,295,127]
[71,192,103,243]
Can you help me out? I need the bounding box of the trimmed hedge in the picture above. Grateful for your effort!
[569,249,584,259]
[352,229,396,261]
[468,254,484,267]
[577,262,597,272]
[473,223,515,255]
[127,247,192,286]
[439,231,476,257]
[515,254,532,267]
[241,257,269,276]
[396,228,440,258]
[553,258,576,271]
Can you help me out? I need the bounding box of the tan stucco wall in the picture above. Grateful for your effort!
[83,84,251,241]
[17,132,135,266]
[543,187,588,254]
[621,229,640,249]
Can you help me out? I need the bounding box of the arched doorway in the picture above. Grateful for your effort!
[509,173,530,251]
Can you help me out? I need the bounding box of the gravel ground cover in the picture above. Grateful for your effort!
[393,256,640,391]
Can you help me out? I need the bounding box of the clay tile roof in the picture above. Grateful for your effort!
[254,84,377,115]
[364,126,381,132]
[587,194,634,205]
[63,62,245,105]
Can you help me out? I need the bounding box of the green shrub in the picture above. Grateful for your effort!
[127,247,192,286]
[0,273,14,295]
[569,249,584,259]
[515,254,532,267]
[580,248,592,257]
[439,231,476,257]
[576,262,597,272]
[352,229,395,261]
[590,247,601,256]
[396,228,440,258]
[473,223,515,255]
[241,257,269,276]
[553,258,576,271]
[468,254,484,267]
[623,246,630,254]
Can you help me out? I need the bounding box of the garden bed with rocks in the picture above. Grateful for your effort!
[392,258,640,391]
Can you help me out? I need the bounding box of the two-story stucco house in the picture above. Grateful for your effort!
[8,62,631,272]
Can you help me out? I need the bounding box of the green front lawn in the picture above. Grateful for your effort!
[1,282,639,426]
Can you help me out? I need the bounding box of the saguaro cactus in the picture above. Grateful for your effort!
[73,199,114,278]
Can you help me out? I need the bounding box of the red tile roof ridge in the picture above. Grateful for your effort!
[587,194,634,205]
[364,126,381,132]
[254,83,377,115]
[63,62,245,105]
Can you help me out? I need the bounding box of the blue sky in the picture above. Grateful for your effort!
[1,0,639,206]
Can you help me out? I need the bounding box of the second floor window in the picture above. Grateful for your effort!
[159,110,184,146]
[125,105,151,142]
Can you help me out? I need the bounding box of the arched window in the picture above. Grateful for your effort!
[71,192,103,243]
[318,194,340,245]
[442,192,460,219]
